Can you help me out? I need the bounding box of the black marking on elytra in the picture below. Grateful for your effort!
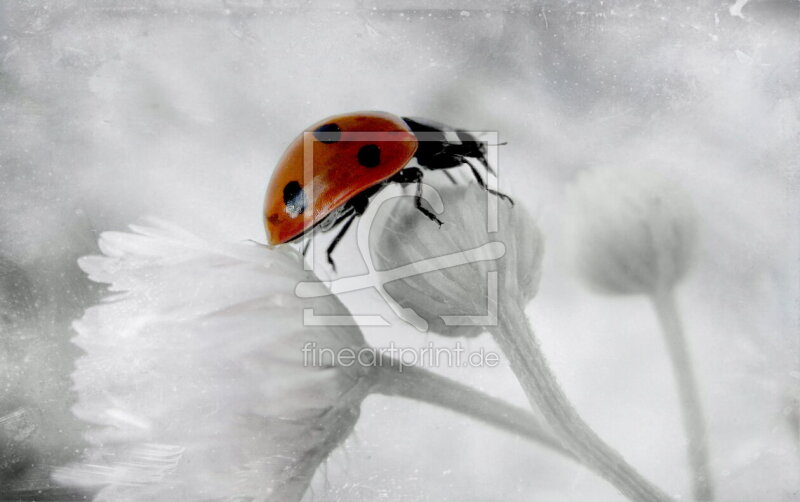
[283,181,306,218]
[313,123,342,143]
[357,144,381,168]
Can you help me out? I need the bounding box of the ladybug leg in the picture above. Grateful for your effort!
[414,177,444,226]
[324,194,370,271]
[390,168,443,226]
[463,158,514,205]
[441,169,459,185]
[325,213,356,271]
[474,151,497,177]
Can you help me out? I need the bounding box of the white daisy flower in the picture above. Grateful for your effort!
[53,222,372,502]
[53,220,565,501]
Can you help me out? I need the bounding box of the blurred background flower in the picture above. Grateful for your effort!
[565,167,695,297]
[565,166,714,500]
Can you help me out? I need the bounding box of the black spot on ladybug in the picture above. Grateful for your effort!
[357,144,381,168]
[283,181,306,218]
[313,123,342,144]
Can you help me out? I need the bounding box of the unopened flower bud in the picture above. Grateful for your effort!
[369,183,543,336]
[565,167,696,296]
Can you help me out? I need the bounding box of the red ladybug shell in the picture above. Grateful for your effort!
[264,112,418,245]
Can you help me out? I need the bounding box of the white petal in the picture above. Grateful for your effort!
[55,223,371,501]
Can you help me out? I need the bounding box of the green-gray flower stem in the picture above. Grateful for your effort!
[651,288,714,501]
[493,301,674,502]
[372,356,574,459]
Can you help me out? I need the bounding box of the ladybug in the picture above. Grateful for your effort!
[264,111,512,269]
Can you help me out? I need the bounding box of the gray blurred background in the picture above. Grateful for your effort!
[1,1,798,500]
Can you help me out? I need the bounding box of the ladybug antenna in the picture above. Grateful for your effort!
[474,132,507,147]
